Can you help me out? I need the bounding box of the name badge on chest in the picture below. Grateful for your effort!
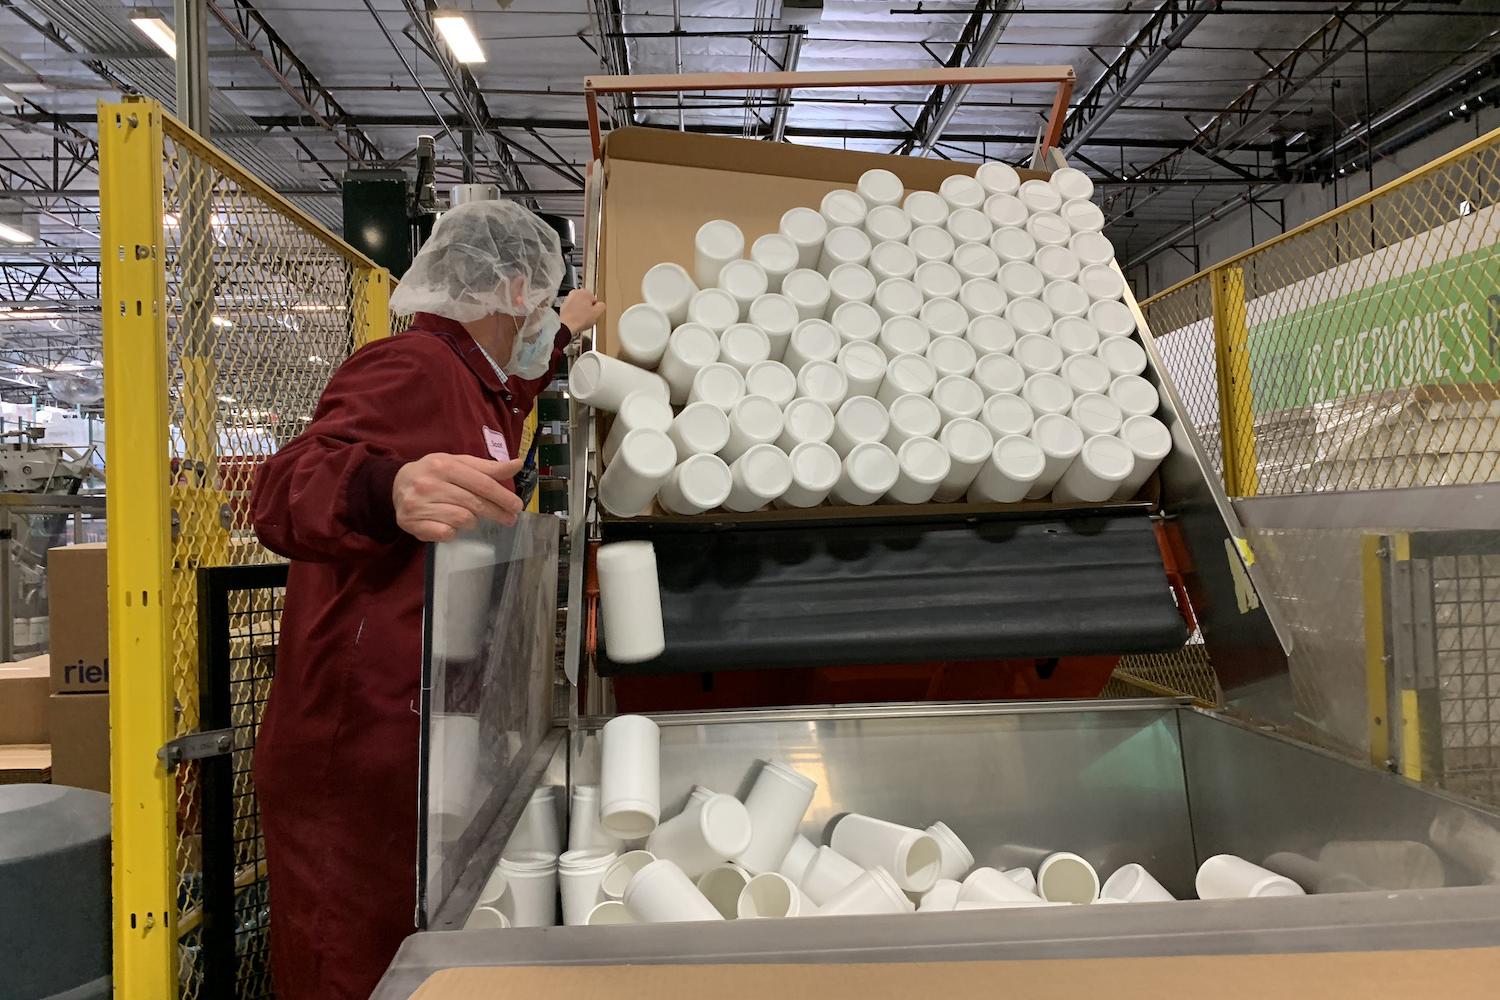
[481,426,511,464]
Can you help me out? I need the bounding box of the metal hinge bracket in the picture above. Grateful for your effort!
[158,728,234,765]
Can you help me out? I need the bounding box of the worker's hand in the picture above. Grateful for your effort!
[392,453,525,543]
[559,289,605,335]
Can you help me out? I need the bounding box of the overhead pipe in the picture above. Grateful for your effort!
[769,27,806,142]
[913,6,1016,156]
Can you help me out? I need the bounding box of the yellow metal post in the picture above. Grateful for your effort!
[355,266,393,348]
[1209,265,1261,497]
[525,407,540,513]
[1361,533,1392,768]
[1388,533,1425,782]
[100,98,178,997]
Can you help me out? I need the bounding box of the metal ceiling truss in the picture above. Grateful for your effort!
[898,0,1015,156]
[206,0,386,164]
[586,0,635,128]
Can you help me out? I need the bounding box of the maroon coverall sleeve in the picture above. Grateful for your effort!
[251,339,442,562]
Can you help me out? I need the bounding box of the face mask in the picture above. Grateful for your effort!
[505,308,560,379]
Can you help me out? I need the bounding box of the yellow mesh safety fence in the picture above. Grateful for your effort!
[103,99,392,1000]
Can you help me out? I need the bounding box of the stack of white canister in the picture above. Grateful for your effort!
[465,715,1306,928]
[572,163,1174,516]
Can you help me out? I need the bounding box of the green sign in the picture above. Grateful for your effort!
[1247,244,1500,411]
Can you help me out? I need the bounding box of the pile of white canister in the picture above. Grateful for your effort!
[464,716,1305,929]
[572,163,1174,516]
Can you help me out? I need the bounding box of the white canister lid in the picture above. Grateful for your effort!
[976,161,1021,196]
[994,433,1047,482]
[886,352,938,396]
[1071,230,1117,268]
[1030,412,1084,460]
[791,318,841,364]
[843,441,901,494]
[940,417,994,465]
[903,189,950,228]
[619,427,677,479]
[696,219,745,259]
[914,260,962,301]
[967,314,1016,355]
[617,303,672,364]
[732,393,784,442]
[1042,279,1091,319]
[981,393,1034,438]
[1013,332,1064,374]
[749,292,799,336]
[1018,178,1062,215]
[1050,166,1094,202]
[1022,372,1073,416]
[1109,373,1160,417]
[1061,198,1105,234]
[973,352,1027,396]
[1034,245,1081,283]
[869,239,919,280]
[1060,352,1113,396]
[789,440,842,491]
[641,262,698,308]
[836,394,890,443]
[990,226,1036,265]
[752,232,800,274]
[720,323,771,372]
[958,278,1006,318]
[828,262,877,304]
[1120,414,1173,461]
[670,322,721,367]
[952,241,1001,281]
[865,204,912,244]
[1026,212,1071,248]
[782,268,830,310]
[920,297,970,339]
[933,375,984,422]
[781,205,829,245]
[1070,392,1124,437]
[1079,263,1126,302]
[1098,336,1148,377]
[927,335,978,378]
[735,443,794,499]
[745,360,797,407]
[1078,433,1135,483]
[1005,298,1055,339]
[832,300,882,343]
[839,340,887,386]
[908,224,956,264]
[687,287,740,333]
[782,396,836,444]
[673,401,732,454]
[898,435,952,486]
[1090,298,1137,339]
[691,363,746,411]
[888,392,941,438]
[875,277,924,318]
[998,259,1045,300]
[880,314,930,356]
[674,453,733,511]
[821,188,868,228]
[858,167,905,207]
[1051,315,1101,357]
[615,389,673,434]
[797,359,850,407]
[824,226,873,267]
[946,207,993,247]
[984,193,1029,230]
[939,173,985,211]
[718,258,769,301]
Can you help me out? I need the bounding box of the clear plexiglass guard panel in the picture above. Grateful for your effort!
[419,512,559,924]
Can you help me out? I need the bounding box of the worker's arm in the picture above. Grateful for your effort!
[251,339,520,560]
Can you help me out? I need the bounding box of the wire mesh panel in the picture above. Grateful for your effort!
[1428,545,1500,803]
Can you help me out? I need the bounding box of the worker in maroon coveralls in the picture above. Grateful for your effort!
[250,200,605,999]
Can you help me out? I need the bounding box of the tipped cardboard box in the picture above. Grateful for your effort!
[0,654,50,744]
[47,692,108,792]
[48,543,108,694]
[0,743,51,784]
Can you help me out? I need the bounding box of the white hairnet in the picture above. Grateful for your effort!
[389,199,564,323]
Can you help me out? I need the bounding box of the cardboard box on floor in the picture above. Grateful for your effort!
[0,654,50,744]
[48,543,108,694]
[594,126,1050,522]
[0,743,51,784]
[48,691,108,792]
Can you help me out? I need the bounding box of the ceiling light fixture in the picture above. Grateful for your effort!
[131,15,178,58]
[0,221,33,244]
[433,13,486,64]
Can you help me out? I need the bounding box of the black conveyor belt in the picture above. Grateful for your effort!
[598,508,1187,676]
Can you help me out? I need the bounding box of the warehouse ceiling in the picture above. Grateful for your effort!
[1,0,1498,402]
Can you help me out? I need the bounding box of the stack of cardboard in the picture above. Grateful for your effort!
[46,543,109,792]
[0,653,51,783]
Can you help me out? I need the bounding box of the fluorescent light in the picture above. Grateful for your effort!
[433,13,485,64]
[0,221,33,244]
[211,315,234,328]
[131,16,177,58]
